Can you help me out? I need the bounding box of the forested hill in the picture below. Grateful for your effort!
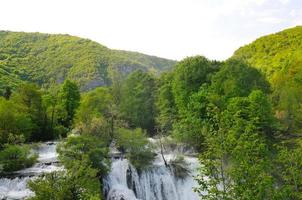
[0,31,176,91]
[233,26,302,134]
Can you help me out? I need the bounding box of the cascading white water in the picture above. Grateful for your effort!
[0,139,201,200]
[0,177,33,200]
[0,142,61,200]
[104,139,200,200]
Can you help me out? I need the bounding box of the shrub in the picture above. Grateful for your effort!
[0,144,37,172]
[57,135,110,178]
[169,155,190,179]
[116,128,155,170]
[28,167,101,200]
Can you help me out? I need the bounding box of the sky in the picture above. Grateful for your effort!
[0,0,302,61]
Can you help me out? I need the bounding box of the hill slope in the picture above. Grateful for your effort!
[233,26,302,133]
[0,31,176,91]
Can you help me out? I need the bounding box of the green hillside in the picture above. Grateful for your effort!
[0,31,176,91]
[233,26,302,134]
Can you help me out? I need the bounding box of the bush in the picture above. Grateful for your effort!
[28,167,101,200]
[76,117,112,145]
[53,125,68,138]
[0,144,37,172]
[57,135,110,178]
[116,128,155,170]
[169,155,190,179]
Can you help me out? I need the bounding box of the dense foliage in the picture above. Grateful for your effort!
[75,87,114,144]
[59,80,80,129]
[172,56,220,113]
[155,54,302,199]
[119,70,157,133]
[233,26,302,135]
[0,80,80,144]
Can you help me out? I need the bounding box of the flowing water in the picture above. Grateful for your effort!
[0,142,61,200]
[0,139,200,200]
[104,139,200,200]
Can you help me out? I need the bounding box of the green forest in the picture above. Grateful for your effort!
[1,26,302,200]
[0,31,176,92]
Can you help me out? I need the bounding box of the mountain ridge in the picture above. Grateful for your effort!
[0,31,176,91]
[232,25,302,133]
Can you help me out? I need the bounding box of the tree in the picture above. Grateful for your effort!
[156,72,177,134]
[28,166,101,200]
[42,83,63,138]
[58,80,80,129]
[120,70,156,133]
[0,144,37,172]
[210,59,270,100]
[108,67,123,105]
[11,83,48,141]
[48,134,111,199]
[274,143,302,200]
[115,128,155,170]
[195,90,276,200]
[0,97,32,145]
[76,87,112,125]
[75,87,117,143]
[172,86,213,151]
[57,135,110,179]
[172,56,220,113]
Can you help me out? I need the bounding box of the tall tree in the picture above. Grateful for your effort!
[195,90,276,200]
[120,70,156,134]
[11,84,48,141]
[172,56,220,113]
[59,80,80,129]
[210,59,270,100]
[75,87,114,143]
[0,97,32,145]
[156,72,177,133]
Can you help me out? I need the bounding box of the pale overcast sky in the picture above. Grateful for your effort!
[0,0,301,60]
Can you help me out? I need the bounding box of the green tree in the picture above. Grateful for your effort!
[274,143,302,200]
[42,83,62,138]
[172,86,213,150]
[120,70,156,133]
[156,72,177,133]
[75,87,116,143]
[11,84,48,141]
[28,165,101,200]
[0,97,32,145]
[210,59,270,100]
[108,67,123,105]
[57,135,110,179]
[59,80,80,129]
[195,90,276,200]
[0,144,37,173]
[172,56,220,113]
[116,128,155,170]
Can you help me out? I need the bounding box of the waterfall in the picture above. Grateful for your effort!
[0,139,201,200]
[0,142,61,200]
[104,139,200,200]
[0,177,33,200]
